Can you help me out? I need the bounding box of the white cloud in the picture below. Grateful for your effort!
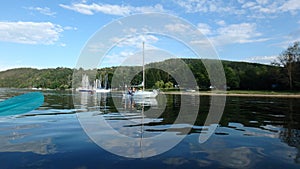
[100,34,165,67]
[169,20,268,47]
[0,21,63,45]
[242,2,256,8]
[164,23,191,33]
[174,0,300,18]
[256,0,269,5]
[59,3,130,15]
[243,0,300,16]
[101,52,130,67]
[213,23,268,45]
[279,0,300,14]
[27,7,56,16]
[243,55,278,64]
[216,20,226,26]
[134,4,165,13]
[111,34,159,49]
[174,0,244,15]
[218,23,260,37]
[63,26,77,31]
[197,23,212,35]
[103,49,174,67]
[59,3,166,16]
[193,22,268,46]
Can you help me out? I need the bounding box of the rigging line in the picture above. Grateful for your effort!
[142,41,145,92]
[139,104,145,158]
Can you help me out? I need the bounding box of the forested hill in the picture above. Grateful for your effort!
[0,67,73,89]
[0,59,287,90]
[147,59,282,90]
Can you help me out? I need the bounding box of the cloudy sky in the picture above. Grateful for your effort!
[0,0,299,70]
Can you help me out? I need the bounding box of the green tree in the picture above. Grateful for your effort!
[224,66,240,89]
[273,41,300,90]
[164,81,174,89]
[155,80,164,89]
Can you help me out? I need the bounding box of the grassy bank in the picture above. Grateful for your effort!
[226,90,300,95]
[162,90,300,98]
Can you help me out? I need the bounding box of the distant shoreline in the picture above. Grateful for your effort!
[2,88,300,98]
[162,91,300,98]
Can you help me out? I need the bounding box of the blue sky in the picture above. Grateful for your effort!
[0,0,300,70]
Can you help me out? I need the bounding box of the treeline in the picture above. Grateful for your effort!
[0,67,72,89]
[115,59,283,90]
[222,60,280,90]
[0,59,294,91]
[0,60,286,90]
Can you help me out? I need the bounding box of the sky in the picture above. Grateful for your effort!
[0,0,300,71]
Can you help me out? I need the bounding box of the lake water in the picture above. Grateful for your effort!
[0,88,299,169]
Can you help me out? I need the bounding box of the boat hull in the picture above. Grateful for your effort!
[133,90,158,98]
[95,89,111,93]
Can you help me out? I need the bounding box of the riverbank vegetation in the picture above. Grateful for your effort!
[0,67,73,89]
[0,60,290,91]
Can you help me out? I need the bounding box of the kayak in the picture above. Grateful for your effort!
[0,92,44,116]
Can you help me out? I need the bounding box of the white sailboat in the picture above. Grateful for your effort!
[95,74,111,93]
[133,42,158,98]
[77,74,94,92]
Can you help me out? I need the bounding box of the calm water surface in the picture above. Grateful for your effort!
[0,88,299,169]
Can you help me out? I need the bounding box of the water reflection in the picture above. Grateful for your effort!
[73,92,300,160]
[221,97,300,165]
[0,89,300,168]
[279,98,300,164]
[75,92,193,158]
[0,135,56,155]
[207,147,253,168]
[0,90,77,157]
[0,119,56,155]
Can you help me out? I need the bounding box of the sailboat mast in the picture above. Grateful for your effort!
[142,41,145,91]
